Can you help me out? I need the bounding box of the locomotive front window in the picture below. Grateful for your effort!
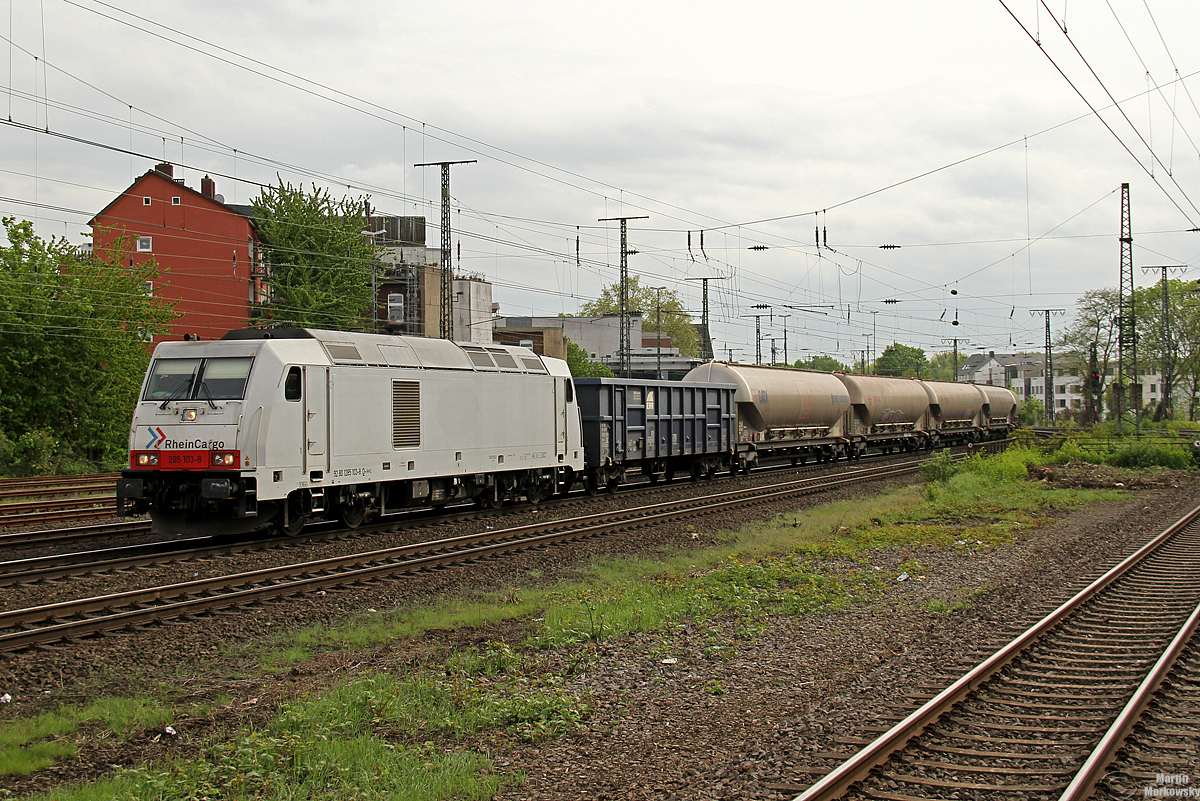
[144,358,202,401]
[143,357,253,402]
[197,357,254,400]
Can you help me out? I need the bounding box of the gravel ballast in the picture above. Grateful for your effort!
[1,463,1197,799]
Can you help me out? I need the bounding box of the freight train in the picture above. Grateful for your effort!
[116,328,1018,536]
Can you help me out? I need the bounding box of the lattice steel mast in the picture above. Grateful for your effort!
[416,160,475,339]
[1117,183,1137,433]
[598,215,647,376]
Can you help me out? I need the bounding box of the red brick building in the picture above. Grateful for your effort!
[90,163,264,343]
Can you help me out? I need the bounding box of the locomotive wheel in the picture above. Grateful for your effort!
[526,483,548,505]
[275,492,308,536]
[338,491,367,528]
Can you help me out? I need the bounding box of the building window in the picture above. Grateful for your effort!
[141,280,153,294]
[137,236,152,252]
[1058,399,1066,407]
[143,196,152,206]
[171,197,181,206]
[1150,384,1157,393]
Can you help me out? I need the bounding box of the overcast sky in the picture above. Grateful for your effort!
[3,0,1200,364]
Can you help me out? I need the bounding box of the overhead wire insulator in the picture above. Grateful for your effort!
[879,244,900,249]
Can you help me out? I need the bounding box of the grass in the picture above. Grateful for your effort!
[13,443,1142,800]
[0,696,177,776]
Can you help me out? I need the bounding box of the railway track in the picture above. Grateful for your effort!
[794,502,1200,800]
[0,473,121,527]
[0,520,151,552]
[0,458,927,653]
[2,444,994,585]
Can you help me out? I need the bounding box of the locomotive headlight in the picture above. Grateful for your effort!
[135,452,159,466]
[182,409,197,422]
[210,452,237,467]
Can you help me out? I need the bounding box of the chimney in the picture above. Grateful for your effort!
[201,175,216,199]
[155,162,173,178]
[989,350,994,359]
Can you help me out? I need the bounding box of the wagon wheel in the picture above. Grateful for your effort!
[583,473,602,496]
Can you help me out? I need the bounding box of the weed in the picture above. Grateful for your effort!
[920,449,957,484]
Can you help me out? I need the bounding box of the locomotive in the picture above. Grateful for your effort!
[117,328,1017,537]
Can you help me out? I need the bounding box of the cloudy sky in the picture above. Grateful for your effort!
[3,0,1200,364]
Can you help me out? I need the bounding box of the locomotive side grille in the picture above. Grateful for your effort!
[392,380,421,448]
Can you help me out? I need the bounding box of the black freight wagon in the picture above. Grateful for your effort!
[572,377,737,492]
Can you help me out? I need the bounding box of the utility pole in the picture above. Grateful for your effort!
[1031,309,1066,422]
[1086,343,1099,425]
[649,286,667,380]
[741,304,772,365]
[415,159,475,340]
[869,310,879,370]
[685,275,728,360]
[778,314,790,365]
[941,337,969,381]
[1116,182,1138,434]
[598,215,648,376]
[1142,265,1182,420]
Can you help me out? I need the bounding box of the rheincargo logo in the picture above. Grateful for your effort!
[145,427,225,450]
[163,439,226,449]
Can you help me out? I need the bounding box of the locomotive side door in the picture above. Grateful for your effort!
[304,366,329,472]
[555,378,568,455]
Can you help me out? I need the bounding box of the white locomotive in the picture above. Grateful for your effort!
[117,328,584,536]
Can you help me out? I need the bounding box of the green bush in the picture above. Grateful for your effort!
[1108,442,1194,469]
[920,449,957,484]
[959,446,1040,482]
[0,429,98,477]
[1044,438,1108,466]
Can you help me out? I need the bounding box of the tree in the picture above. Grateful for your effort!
[0,217,177,466]
[1018,398,1046,427]
[874,343,928,377]
[564,338,615,377]
[926,351,958,381]
[793,355,848,372]
[251,181,373,330]
[579,276,699,357]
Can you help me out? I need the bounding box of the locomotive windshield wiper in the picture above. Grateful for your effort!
[159,369,197,409]
[197,379,218,409]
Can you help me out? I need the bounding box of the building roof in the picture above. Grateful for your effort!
[89,165,258,229]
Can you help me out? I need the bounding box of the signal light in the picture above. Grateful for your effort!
[210,452,237,467]
[135,452,159,467]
